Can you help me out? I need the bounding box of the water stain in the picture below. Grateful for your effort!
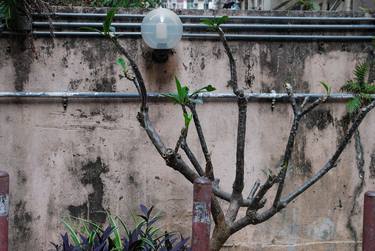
[304,109,334,130]
[68,157,109,223]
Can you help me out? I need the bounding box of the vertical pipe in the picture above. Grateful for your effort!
[0,171,9,251]
[192,177,211,251]
[363,191,375,251]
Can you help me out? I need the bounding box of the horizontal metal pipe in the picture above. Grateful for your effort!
[35,12,375,22]
[32,21,375,30]
[0,91,370,102]
[30,31,375,41]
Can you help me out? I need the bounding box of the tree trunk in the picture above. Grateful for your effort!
[210,226,231,251]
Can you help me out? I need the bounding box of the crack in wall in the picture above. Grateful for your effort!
[346,130,365,251]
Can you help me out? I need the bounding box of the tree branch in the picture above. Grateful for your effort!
[217,25,248,223]
[217,26,239,95]
[231,85,335,232]
[232,95,247,196]
[110,37,147,111]
[272,84,301,207]
[227,94,248,222]
[252,99,375,225]
[181,139,204,176]
[111,37,201,185]
[248,173,276,209]
[272,117,300,207]
[301,95,328,117]
[174,127,188,153]
[282,99,375,205]
[188,104,215,180]
[273,83,329,208]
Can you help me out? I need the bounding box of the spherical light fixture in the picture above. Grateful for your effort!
[141,8,183,50]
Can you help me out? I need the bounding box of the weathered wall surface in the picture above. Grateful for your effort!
[0,10,375,251]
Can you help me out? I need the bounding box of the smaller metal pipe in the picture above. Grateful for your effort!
[0,171,9,251]
[0,91,370,102]
[192,177,211,251]
[34,12,375,22]
[363,191,375,251]
[32,21,375,30]
[30,31,375,41]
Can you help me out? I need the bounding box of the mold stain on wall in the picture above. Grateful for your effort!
[9,35,34,91]
[68,157,109,223]
[12,201,33,249]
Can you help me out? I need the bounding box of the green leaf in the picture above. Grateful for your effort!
[103,8,117,35]
[341,80,362,93]
[175,77,189,104]
[190,84,216,97]
[183,112,193,128]
[201,16,228,30]
[205,84,216,92]
[141,237,156,249]
[200,19,215,27]
[79,26,102,34]
[116,57,127,73]
[88,231,97,246]
[217,16,229,25]
[108,214,123,249]
[359,93,372,101]
[175,77,183,100]
[68,216,102,231]
[320,81,331,95]
[354,62,368,85]
[363,84,375,94]
[347,96,362,113]
[62,220,81,246]
[162,93,180,104]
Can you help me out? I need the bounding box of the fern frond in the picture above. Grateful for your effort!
[363,84,375,94]
[347,96,362,113]
[354,62,368,85]
[341,80,362,93]
[359,93,372,101]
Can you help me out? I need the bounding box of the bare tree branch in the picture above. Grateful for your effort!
[111,37,203,187]
[235,99,375,229]
[272,117,300,207]
[247,180,260,199]
[248,173,276,209]
[301,95,328,116]
[270,83,301,209]
[227,94,247,222]
[174,128,188,153]
[181,139,204,176]
[281,99,375,205]
[111,37,147,111]
[273,83,329,208]
[232,95,247,196]
[217,27,239,95]
[211,196,226,227]
[285,83,299,115]
[217,25,249,223]
[188,104,215,180]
